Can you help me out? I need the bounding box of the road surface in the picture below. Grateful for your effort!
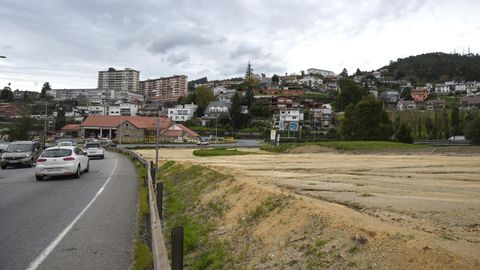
[0,151,138,270]
[119,139,262,149]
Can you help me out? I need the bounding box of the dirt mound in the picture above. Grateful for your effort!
[286,145,336,154]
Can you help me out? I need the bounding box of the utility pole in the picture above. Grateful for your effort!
[43,101,47,149]
[155,117,160,178]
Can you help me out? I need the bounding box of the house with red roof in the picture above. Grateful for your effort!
[80,115,171,143]
[160,124,199,142]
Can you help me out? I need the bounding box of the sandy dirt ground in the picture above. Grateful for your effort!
[136,148,480,268]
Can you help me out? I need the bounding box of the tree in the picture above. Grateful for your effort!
[341,96,393,140]
[395,122,414,143]
[340,68,348,77]
[355,68,362,76]
[41,82,51,99]
[8,109,35,140]
[55,109,66,130]
[334,79,369,111]
[464,116,480,145]
[0,85,13,102]
[245,61,253,79]
[450,107,461,136]
[400,87,412,100]
[75,94,90,106]
[272,74,279,85]
[245,89,254,108]
[230,92,248,130]
[194,86,216,117]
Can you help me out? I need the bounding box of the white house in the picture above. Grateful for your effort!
[108,102,139,116]
[435,84,451,94]
[203,101,230,119]
[167,103,198,122]
[273,108,304,131]
[397,100,416,111]
[299,76,323,88]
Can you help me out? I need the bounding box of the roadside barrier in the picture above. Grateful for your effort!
[110,148,181,270]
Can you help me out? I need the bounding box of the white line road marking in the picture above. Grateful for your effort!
[26,159,118,270]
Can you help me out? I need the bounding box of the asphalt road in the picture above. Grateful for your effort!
[0,151,138,270]
[119,138,263,149]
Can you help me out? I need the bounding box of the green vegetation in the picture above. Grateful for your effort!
[334,78,369,112]
[465,115,480,145]
[158,163,235,268]
[383,52,480,82]
[133,160,153,270]
[260,141,429,153]
[193,148,254,157]
[245,194,290,223]
[342,96,393,141]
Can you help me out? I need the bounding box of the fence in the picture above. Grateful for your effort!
[111,147,184,270]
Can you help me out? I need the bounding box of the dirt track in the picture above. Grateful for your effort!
[136,148,480,268]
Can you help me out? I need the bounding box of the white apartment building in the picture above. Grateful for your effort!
[108,102,139,116]
[274,109,304,131]
[307,68,336,78]
[140,75,187,102]
[98,67,140,100]
[48,88,101,101]
[167,103,198,122]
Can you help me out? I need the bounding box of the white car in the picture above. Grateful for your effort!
[35,146,89,181]
[57,141,73,147]
[84,142,105,159]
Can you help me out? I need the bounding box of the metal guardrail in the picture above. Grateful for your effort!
[111,148,171,270]
[413,140,471,146]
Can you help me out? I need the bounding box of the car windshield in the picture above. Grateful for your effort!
[41,149,72,158]
[85,143,101,148]
[6,144,31,152]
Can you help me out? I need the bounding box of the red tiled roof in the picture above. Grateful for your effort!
[61,124,81,131]
[81,115,171,130]
[160,124,199,138]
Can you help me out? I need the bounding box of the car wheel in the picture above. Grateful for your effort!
[74,165,80,178]
[1,165,6,169]
[36,175,43,181]
[101,155,104,159]
[85,161,89,173]
[29,158,33,167]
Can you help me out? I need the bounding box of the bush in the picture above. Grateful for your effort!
[395,123,413,144]
[464,116,480,145]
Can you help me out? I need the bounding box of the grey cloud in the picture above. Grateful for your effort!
[230,44,266,59]
[165,53,190,65]
[148,32,216,54]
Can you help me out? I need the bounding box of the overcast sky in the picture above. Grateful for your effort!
[1,0,479,91]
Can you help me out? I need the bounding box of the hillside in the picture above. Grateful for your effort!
[381,52,480,83]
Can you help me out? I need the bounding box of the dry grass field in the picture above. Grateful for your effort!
[136,147,480,269]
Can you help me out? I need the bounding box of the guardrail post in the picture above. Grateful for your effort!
[171,226,184,270]
[150,160,155,179]
[156,182,163,220]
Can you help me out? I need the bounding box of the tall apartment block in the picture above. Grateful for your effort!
[139,75,187,102]
[98,67,140,100]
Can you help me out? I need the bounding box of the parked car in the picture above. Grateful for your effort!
[84,142,105,159]
[57,141,74,147]
[0,142,9,159]
[196,137,210,146]
[0,141,42,169]
[35,146,89,181]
